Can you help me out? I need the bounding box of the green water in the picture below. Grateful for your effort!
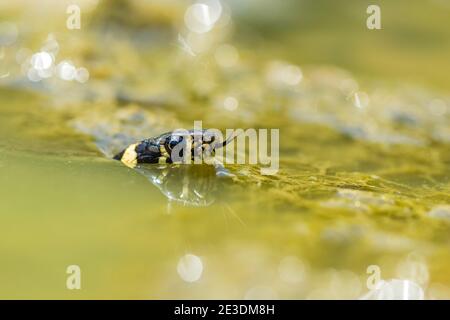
[0,0,449,299]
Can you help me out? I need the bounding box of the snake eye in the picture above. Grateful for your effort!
[168,135,182,149]
[169,140,177,149]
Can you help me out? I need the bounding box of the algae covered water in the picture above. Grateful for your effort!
[0,0,449,299]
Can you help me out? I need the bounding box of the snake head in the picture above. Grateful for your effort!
[114,129,239,166]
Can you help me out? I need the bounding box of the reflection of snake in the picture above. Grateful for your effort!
[135,164,218,207]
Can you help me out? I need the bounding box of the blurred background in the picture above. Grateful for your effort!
[0,0,449,299]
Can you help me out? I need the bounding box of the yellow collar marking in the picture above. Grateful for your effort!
[121,143,138,168]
